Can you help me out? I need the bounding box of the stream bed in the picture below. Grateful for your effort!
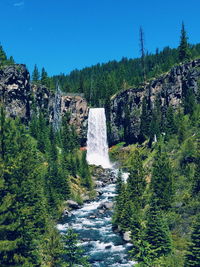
[57,179,135,266]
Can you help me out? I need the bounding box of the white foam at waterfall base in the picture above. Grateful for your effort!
[86,108,112,168]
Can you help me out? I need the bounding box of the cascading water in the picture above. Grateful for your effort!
[57,108,135,266]
[86,108,111,168]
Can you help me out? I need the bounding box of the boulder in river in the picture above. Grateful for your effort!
[98,202,114,210]
[123,231,132,242]
[66,200,80,209]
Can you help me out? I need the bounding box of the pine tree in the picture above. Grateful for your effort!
[139,26,146,82]
[165,105,177,136]
[0,116,48,266]
[32,64,40,82]
[193,140,200,195]
[80,151,93,190]
[116,169,123,196]
[0,45,7,64]
[127,148,146,209]
[113,183,127,228]
[140,96,150,141]
[144,201,172,260]
[178,22,191,62]
[151,146,173,210]
[185,217,200,266]
[62,228,90,267]
[41,67,49,86]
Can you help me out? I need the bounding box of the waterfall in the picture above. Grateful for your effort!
[53,84,62,131]
[86,108,111,168]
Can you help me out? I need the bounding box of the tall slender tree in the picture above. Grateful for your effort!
[139,26,146,82]
[185,216,200,266]
[178,22,191,62]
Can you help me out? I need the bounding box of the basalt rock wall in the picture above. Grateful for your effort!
[0,64,89,144]
[109,59,200,145]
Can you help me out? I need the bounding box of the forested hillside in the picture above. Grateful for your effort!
[110,77,200,266]
[0,108,93,266]
[28,24,200,109]
[1,23,200,267]
[51,44,200,107]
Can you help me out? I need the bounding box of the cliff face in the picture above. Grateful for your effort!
[1,59,200,146]
[0,65,31,122]
[110,59,200,144]
[0,65,89,143]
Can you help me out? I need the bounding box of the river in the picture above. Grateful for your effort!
[57,174,135,267]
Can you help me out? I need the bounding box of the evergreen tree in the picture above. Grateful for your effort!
[127,149,146,209]
[193,141,200,195]
[178,22,191,62]
[32,64,40,82]
[124,104,131,144]
[139,26,146,82]
[80,151,93,190]
[185,217,200,266]
[184,87,196,116]
[165,105,177,136]
[41,67,49,86]
[62,228,90,267]
[151,147,173,210]
[140,96,150,141]
[144,201,172,260]
[0,115,48,266]
[116,169,123,196]
[0,45,7,64]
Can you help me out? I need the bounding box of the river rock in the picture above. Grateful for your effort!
[66,200,80,209]
[96,190,103,196]
[63,209,71,216]
[95,181,104,188]
[123,231,132,242]
[98,202,114,210]
[89,214,97,219]
[98,209,105,214]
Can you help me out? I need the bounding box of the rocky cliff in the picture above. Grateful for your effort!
[0,64,89,143]
[110,59,200,144]
[0,65,31,122]
[1,59,200,147]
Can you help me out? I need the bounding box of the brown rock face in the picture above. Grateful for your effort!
[110,59,200,144]
[61,95,89,144]
[0,64,30,122]
[0,64,89,144]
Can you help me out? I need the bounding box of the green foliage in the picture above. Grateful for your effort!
[184,216,200,267]
[113,102,200,266]
[178,22,191,62]
[80,151,93,190]
[127,148,146,209]
[150,146,173,210]
[185,217,200,266]
[41,67,49,87]
[144,201,172,258]
[0,106,93,266]
[32,64,40,82]
[47,41,200,107]
[62,228,90,267]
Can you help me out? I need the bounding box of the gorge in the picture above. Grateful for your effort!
[58,107,134,266]
[1,54,200,266]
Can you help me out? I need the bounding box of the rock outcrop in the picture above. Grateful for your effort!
[0,64,89,143]
[1,59,200,146]
[110,59,200,144]
[0,64,31,122]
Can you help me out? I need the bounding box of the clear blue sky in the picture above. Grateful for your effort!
[0,0,199,76]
